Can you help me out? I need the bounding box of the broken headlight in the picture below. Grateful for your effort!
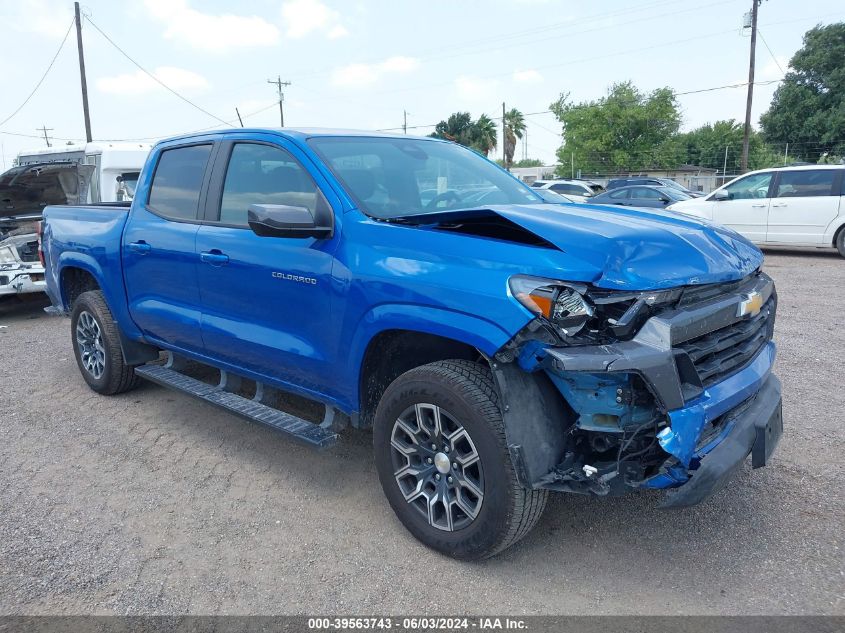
[509,275,683,343]
[509,276,594,336]
[0,245,17,265]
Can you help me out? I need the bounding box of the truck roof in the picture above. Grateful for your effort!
[159,127,439,145]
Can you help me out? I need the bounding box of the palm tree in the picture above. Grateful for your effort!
[503,108,526,168]
[431,112,475,145]
[471,114,498,156]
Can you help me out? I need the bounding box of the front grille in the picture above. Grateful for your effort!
[676,296,775,388]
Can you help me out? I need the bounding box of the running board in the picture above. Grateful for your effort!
[134,364,338,449]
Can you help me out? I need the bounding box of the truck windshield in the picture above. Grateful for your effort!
[307,136,542,219]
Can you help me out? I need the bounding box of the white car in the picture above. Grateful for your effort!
[531,179,604,202]
[668,165,845,258]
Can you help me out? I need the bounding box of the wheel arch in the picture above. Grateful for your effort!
[357,329,482,428]
[60,260,158,366]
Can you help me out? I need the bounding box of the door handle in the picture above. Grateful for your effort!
[772,202,787,207]
[751,204,767,208]
[200,250,229,266]
[128,241,151,254]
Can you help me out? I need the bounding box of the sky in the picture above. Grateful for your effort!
[1,0,843,169]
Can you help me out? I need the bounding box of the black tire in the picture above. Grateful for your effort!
[836,228,845,258]
[373,359,547,559]
[70,290,140,395]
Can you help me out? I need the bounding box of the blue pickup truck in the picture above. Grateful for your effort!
[41,129,782,559]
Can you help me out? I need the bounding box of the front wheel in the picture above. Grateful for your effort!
[373,360,547,559]
[71,290,140,395]
[836,229,845,258]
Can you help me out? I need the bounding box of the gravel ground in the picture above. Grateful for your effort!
[0,249,843,616]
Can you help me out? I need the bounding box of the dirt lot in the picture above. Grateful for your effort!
[0,249,843,616]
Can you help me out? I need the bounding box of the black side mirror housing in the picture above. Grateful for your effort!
[247,202,333,239]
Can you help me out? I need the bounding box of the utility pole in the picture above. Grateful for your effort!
[783,142,789,165]
[502,102,507,169]
[723,145,729,183]
[402,110,408,134]
[267,76,291,127]
[74,2,92,143]
[38,125,53,147]
[740,0,761,172]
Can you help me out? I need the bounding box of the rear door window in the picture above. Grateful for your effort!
[550,183,582,195]
[147,144,212,221]
[631,187,663,200]
[775,170,837,198]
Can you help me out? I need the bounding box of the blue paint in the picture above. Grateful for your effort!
[642,341,776,489]
[546,371,655,432]
[43,128,763,418]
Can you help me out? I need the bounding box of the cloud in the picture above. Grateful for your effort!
[281,0,349,39]
[513,69,543,84]
[144,0,279,52]
[331,56,420,88]
[3,0,72,38]
[760,56,789,81]
[97,67,209,96]
[454,75,500,102]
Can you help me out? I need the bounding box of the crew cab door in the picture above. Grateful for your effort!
[766,169,843,245]
[194,136,342,397]
[711,171,774,243]
[123,142,214,351]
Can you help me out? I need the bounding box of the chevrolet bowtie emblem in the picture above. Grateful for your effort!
[737,291,764,317]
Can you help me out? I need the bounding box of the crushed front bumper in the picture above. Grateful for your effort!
[537,272,781,506]
[658,371,782,507]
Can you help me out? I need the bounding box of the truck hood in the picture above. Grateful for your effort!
[407,203,763,290]
[0,162,94,221]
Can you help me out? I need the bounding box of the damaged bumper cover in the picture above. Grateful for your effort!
[509,272,782,506]
[0,264,46,296]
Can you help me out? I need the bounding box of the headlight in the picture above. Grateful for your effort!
[509,275,683,343]
[509,275,594,336]
[0,245,17,265]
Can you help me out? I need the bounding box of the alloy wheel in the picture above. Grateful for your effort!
[76,310,106,379]
[390,403,484,531]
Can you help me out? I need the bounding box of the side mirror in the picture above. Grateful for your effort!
[712,189,730,201]
[247,203,333,239]
[659,197,671,204]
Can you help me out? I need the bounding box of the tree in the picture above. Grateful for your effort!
[549,81,681,174]
[431,112,475,146]
[430,112,497,155]
[503,108,526,168]
[676,119,780,172]
[760,23,845,163]
[472,114,498,156]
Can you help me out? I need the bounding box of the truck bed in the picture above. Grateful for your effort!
[41,203,132,315]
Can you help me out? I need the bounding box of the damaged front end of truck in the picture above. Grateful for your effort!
[490,270,782,508]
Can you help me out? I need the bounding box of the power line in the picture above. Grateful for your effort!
[0,18,75,128]
[758,29,786,75]
[83,15,230,126]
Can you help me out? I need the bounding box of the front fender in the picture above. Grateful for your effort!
[341,303,519,408]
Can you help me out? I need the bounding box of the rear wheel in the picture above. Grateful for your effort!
[835,228,845,258]
[71,290,140,395]
[373,360,547,559]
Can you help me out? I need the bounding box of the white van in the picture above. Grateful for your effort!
[16,142,151,203]
[668,165,845,257]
